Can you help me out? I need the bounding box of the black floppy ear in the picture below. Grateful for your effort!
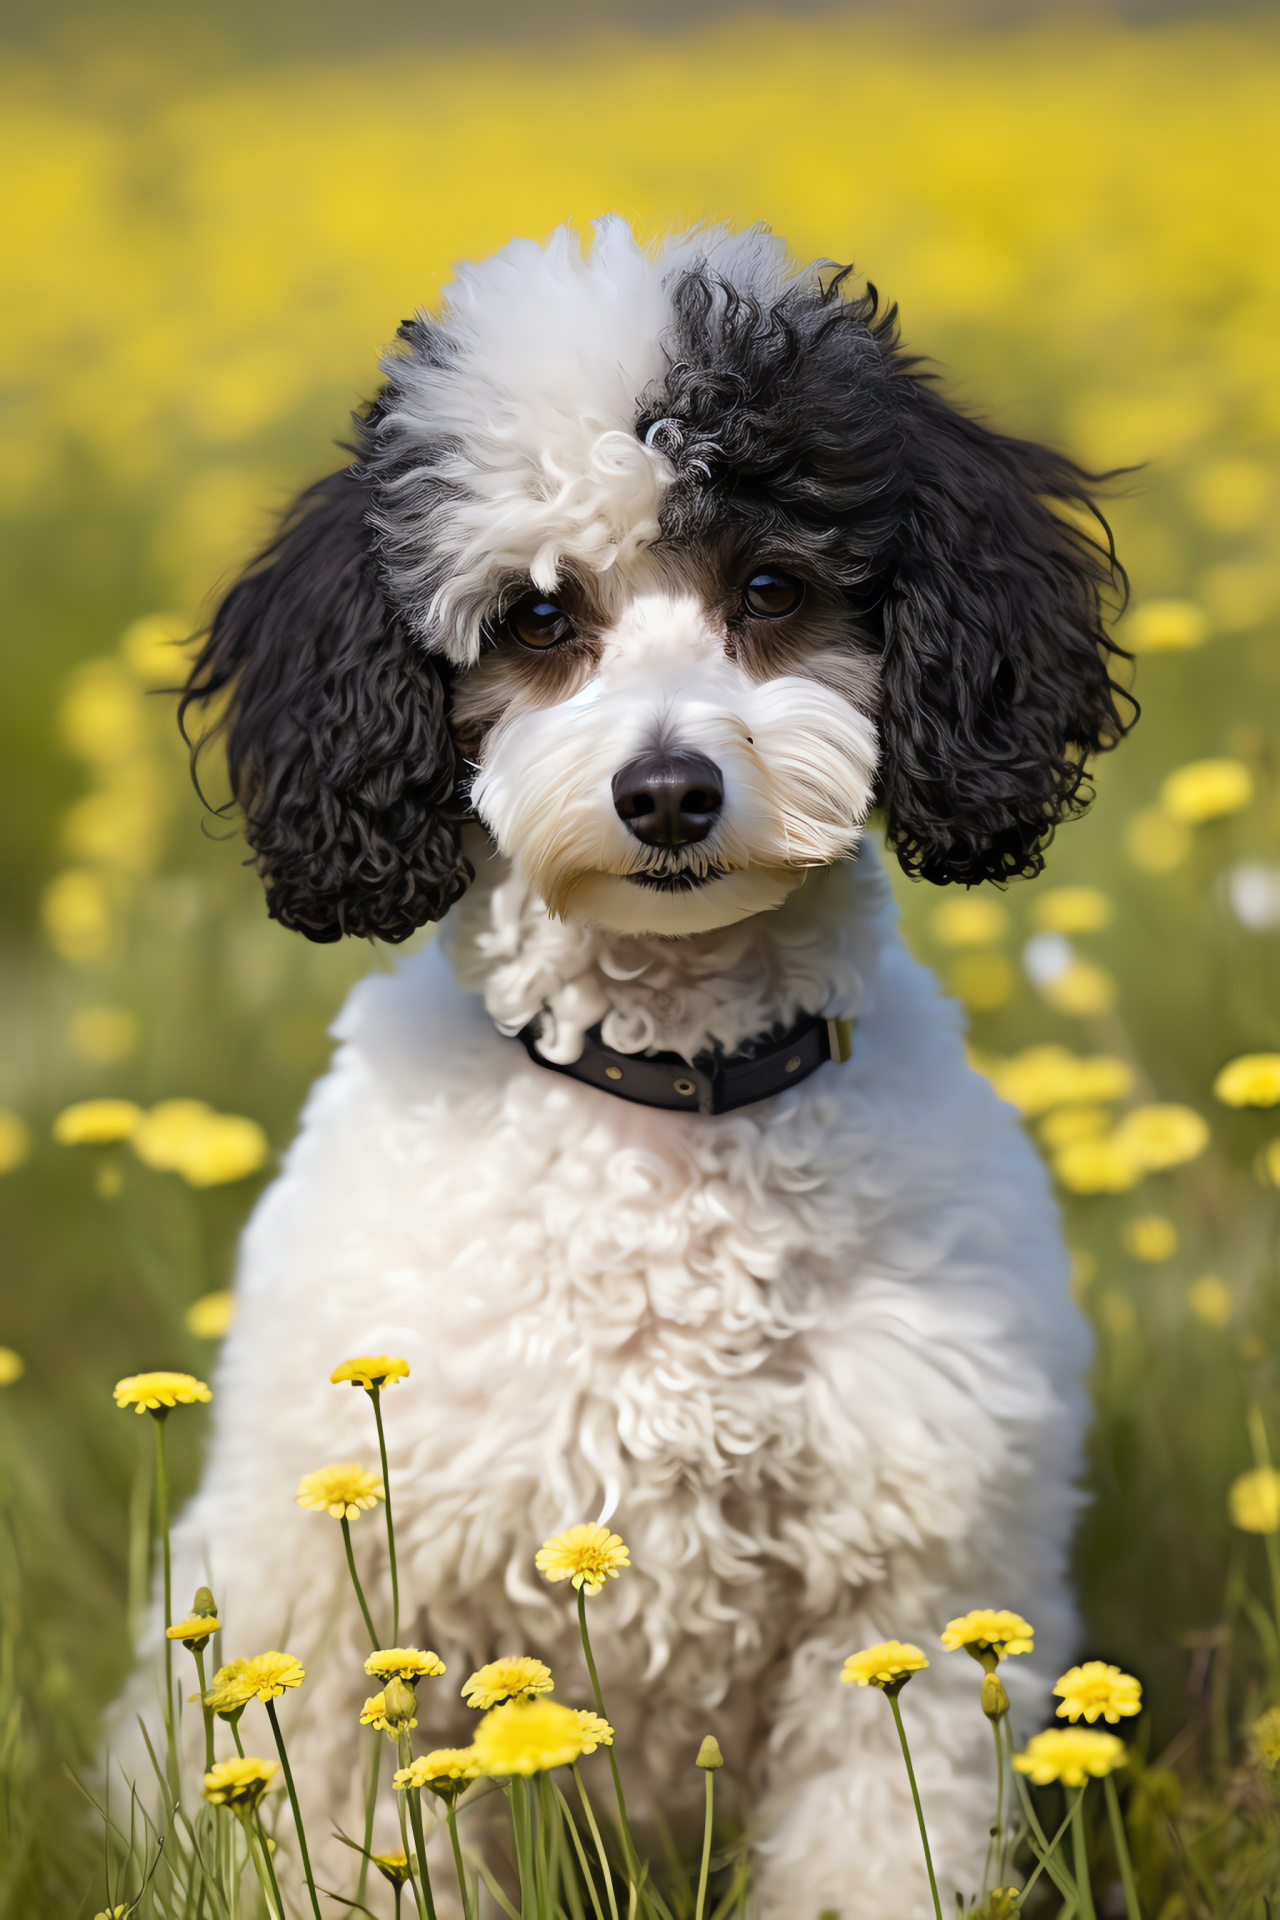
[876,383,1134,887]
[180,463,471,943]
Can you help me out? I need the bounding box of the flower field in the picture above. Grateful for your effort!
[2,7,1280,1914]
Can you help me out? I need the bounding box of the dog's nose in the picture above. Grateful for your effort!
[612,751,724,848]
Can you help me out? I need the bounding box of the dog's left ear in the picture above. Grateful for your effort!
[876,381,1133,886]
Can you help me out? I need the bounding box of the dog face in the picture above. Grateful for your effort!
[183,219,1131,945]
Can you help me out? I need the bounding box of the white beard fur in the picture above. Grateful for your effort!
[108,836,1087,1920]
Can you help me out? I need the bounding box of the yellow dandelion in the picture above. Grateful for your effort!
[471,1698,589,1776]
[0,1349,24,1388]
[186,1291,236,1339]
[573,1710,614,1754]
[940,1610,1034,1660]
[985,1046,1132,1117]
[1121,1216,1177,1262]
[535,1523,630,1597]
[1252,1706,1280,1772]
[360,1691,416,1737]
[364,1647,446,1683]
[1126,598,1210,653]
[202,1756,279,1810]
[331,1355,410,1391]
[1256,1140,1280,1189]
[1032,887,1113,935]
[1189,1276,1233,1327]
[296,1464,385,1521]
[462,1656,554,1709]
[1215,1054,1280,1109]
[53,1099,142,1146]
[840,1641,929,1690]
[950,952,1016,1011]
[1052,1136,1142,1195]
[372,1850,412,1885]
[113,1371,211,1415]
[1161,757,1253,825]
[132,1100,268,1188]
[166,1613,220,1646]
[1038,1106,1112,1150]
[931,896,1008,948]
[1111,1104,1209,1172]
[394,1748,483,1794]
[0,1111,30,1175]
[94,1907,134,1919]
[1053,1663,1142,1725]
[1013,1727,1127,1787]
[1229,1467,1280,1534]
[239,1650,305,1700]
[1042,959,1115,1018]
[201,1659,253,1716]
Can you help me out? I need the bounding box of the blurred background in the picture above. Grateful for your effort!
[2,0,1279,1910]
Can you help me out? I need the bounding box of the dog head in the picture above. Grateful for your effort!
[183,218,1131,943]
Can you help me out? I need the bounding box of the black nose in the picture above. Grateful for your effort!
[612,751,725,848]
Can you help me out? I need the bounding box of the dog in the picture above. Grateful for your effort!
[125,218,1131,1917]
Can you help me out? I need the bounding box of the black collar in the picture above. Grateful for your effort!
[517,1009,854,1115]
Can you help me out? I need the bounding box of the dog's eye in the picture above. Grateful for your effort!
[743,571,805,619]
[506,593,575,650]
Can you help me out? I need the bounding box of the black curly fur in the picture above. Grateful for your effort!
[180,462,471,943]
[642,265,1134,885]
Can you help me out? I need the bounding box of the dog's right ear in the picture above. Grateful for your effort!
[180,463,471,943]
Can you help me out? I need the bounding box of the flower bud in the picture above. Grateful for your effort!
[981,1672,1010,1721]
[192,1586,217,1618]
[382,1677,418,1727]
[696,1735,724,1770]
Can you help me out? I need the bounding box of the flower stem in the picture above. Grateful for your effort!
[341,1515,382,1649]
[1103,1773,1142,1920]
[576,1587,639,1890]
[152,1413,175,1778]
[370,1388,401,1643]
[265,1696,324,1920]
[399,1730,439,1920]
[887,1691,943,1920]
[192,1641,215,1773]
[573,1762,620,1920]
[445,1801,475,1920]
[694,1764,715,1920]
[357,1729,381,1908]
[1071,1784,1097,1920]
[238,1810,285,1920]
[983,1715,1005,1895]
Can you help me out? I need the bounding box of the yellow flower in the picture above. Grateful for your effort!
[94,1907,134,1918]
[985,1047,1132,1117]
[1041,959,1115,1017]
[1215,1054,1280,1109]
[1122,1216,1177,1262]
[1013,1728,1127,1787]
[53,1099,142,1145]
[166,1613,221,1646]
[1161,757,1253,824]
[202,1756,279,1810]
[1039,1106,1111,1150]
[840,1641,930,1689]
[940,1610,1034,1660]
[296,1464,384,1521]
[360,1691,416,1737]
[0,1348,24,1388]
[574,1710,614,1753]
[201,1660,253,1716]
[1111,1104,1209,1171]
[42,869,112,963]
[1032,887,1113,934]
[113,1371,211,1415]
[0,1110,30,1175]
[120,612,190,685]
[371,1851,412,1887]
[240,1651,306,1700]
[1230,1467,1280,1534]
[186,1290,236,1339]
[1189,1277,1233,1327]
[462,1656,555,1709]
[1126,598,1210,652]
[394,1748,483,1793]
[950,953,1016,1011]
[132,1100,268,1187]
[535,1523,631,1596]
[1125,808,1190,874]
[1052,1136,1142,1195]
[1053,1663,1142,1725]
[471,1698,590,1776]
[931,896,1008,947]
[1252,1705,1280,1772]
[1257,1140,1280,1188]
[331,1355,410,1390]
[364,1647,446,1683]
